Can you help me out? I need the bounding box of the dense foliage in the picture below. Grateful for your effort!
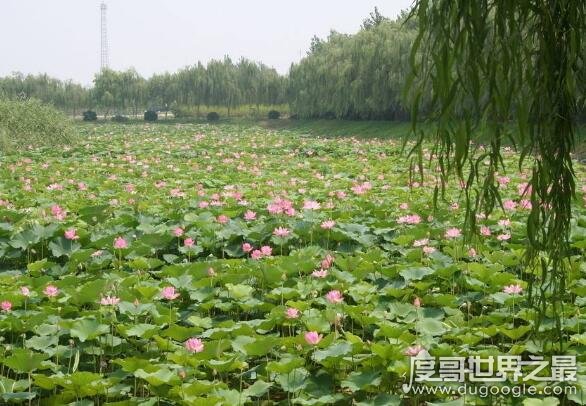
[0,74,89,117]
[0,58,287,119]
[143,110,158,122]
[207,112,220,122]
[82,110,97,121]
[0,98,74,152]
[408,0,586,345]
[0,122,585,403]
[112,114,129,123]
[288,11,416,120]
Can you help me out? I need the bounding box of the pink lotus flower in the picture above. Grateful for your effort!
[244,210,256,221]
[21,286,30,296]
[413,238,429,247]
[321,254,334,269]
[519,199,532,209]
[173,227,184,237]
[47,183,64,191]
[1,300,12,312]
[44,285,59,297]
[260,246,272,256]
[242,243,253,253]
[304,331,323,345]
[267,197,295,215]
[468,248,477,257]
[100,296,121,306]
[161,286,180,300]
[51,204,66,220]
[480,226,491,236]
[321,220,336,230]
[113,236,128,249]
[184,238,195,248]
[518,182,532,197]
[91,250,103,257]
[303,200,321,210]
[404,344,425,356]
[498,218,511,227]
[170,188,185,198]
[399,203,409,210]
[503,284,523,294]
[413,297,422,308]
[423,246,436,255]
[217,215,229,224]
[351,182,372,195]
[207,267,216,277]
[273,227,290,237]
[64,229,79,240]
[325,290,344,304]
[444,228,462,239]
[397,214,422,225]
[285,307,300,319]
[497,176,510,186]
[497,233,511,241]
[185,337,204,353]
[503,200,517,210]
[251,250,263,260]
[312,269,328,278]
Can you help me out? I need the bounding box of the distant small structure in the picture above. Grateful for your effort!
[100,2,109,70]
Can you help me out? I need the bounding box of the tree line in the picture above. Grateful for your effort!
[288,9,417,120]
[1,8,582,121]
[0,57,287,118]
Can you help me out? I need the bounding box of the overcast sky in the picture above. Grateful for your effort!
[0,0,413,85]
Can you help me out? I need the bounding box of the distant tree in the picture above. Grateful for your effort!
[361,7,388,30]
[289,17,415,120]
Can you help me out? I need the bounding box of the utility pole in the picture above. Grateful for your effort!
[100,2,109,70]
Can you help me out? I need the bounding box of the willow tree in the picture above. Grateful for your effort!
[408,0,585,349]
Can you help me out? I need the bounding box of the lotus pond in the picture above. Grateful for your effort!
[0,122,585,405]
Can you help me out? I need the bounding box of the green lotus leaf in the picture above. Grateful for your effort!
[400,266,435,283]
[3,348,48,373]
[49,237,81,258]
[69,318,110,342]
[275,367,309,392]
[416,318,448,336]
[341,370,382,392]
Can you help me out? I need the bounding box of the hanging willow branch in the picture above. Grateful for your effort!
[407,0,585,350]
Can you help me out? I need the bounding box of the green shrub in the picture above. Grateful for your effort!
[268,110,281,120]
[144,110,158,121]
[172,106,191,119]
[83,110,98,121]
[0,98,74,152]
[207,112,220,122]
[112,115,129,123]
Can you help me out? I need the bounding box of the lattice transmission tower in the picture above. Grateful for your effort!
[100,2,109,70]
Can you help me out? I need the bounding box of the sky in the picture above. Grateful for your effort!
[0,0,414,86]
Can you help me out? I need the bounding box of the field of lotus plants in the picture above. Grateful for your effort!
[0,122,585,405]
